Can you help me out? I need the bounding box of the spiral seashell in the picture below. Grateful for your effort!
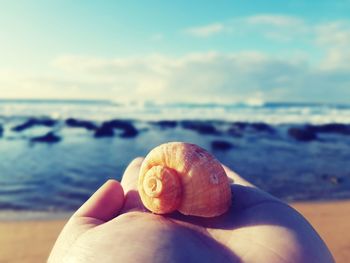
[138,142,232,217]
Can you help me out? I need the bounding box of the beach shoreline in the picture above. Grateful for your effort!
[1,200,349,263]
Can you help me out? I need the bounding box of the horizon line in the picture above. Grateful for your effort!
[0,98,349,106]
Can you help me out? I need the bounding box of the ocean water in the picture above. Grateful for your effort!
[1,99,350,124]
[0,99,350,215]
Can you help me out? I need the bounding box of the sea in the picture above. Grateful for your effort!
[1,99,350,123]
[0,99,350,218]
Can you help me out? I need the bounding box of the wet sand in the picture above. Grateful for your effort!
[0,200,349,263]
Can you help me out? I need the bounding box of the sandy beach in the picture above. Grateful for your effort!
[0,200,349,263]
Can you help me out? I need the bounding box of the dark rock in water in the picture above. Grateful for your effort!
[106,120,138,138]
[227,122,274,137]
[0,124,3,137]
[227,123,244,137]
[181,121,220,135]
[308,123,350,135]
[120,127,138,138]
[288,127,317,142]
[232,122,249,129]
[30,132,61,143]
[151,120,178,129]
[94,123,115,137]
[227,127,242,137]
[322,174,344,185]
[94,119,138,138]
[66,118,97,131]
[211,140,234,151]
[12,118,57,132]
[250,122,275,133]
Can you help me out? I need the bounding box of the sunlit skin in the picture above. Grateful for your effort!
[49,158,334,263]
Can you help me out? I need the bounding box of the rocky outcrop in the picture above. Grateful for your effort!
[94,120,138,138]
[12,118,57,132]
[151,120,178,129]
[65,118,97,131]
[181,121,221,135]
[30,132,62,143]
[288,127,317,142]
[211,140,234,151]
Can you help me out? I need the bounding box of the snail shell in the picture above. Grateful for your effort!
[138,142,232,217]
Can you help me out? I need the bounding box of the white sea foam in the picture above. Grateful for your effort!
[0,100,349,124]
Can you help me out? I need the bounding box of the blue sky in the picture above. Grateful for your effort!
[1,0,350,103]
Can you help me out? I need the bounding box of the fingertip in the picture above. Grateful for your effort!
[121,157,144,192]
[130,156,145,166]
[74,179,125,222]
[120,157,146,213]
[221,163,256,188]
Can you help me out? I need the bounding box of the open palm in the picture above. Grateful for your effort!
[49,158,334,263]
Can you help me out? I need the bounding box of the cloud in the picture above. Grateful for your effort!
[315,21,350,47]
[315,21,350,70]
[1,15,350,103]
[0,70,109,100]
[150,33,164,41]
[320,48,350,70]
[183,14,350,54]
[1,50,347,103]
[240,14,310,43]
[183,14,309,43]
[245,14,304,27]
[182,14,350,72]
[184,23,224,37]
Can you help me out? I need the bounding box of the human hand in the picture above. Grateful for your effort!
[48,158,334,263]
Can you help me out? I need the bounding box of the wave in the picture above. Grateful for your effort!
[0,99,350,124]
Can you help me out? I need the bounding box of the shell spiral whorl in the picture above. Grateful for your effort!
[138,142,232,217]
[140,165,182,214]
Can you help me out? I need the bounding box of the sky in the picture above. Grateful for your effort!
[1,0,350,103]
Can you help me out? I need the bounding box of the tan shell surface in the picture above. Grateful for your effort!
[138,142,232,217]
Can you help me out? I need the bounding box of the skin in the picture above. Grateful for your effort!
[48,158,334,263]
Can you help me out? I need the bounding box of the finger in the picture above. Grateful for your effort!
[221,164,256,188]
[73,179,124,222]
[220,164,284,210]
[49,180,125,261]
[121,157,144,192]
[120,157,147,213]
